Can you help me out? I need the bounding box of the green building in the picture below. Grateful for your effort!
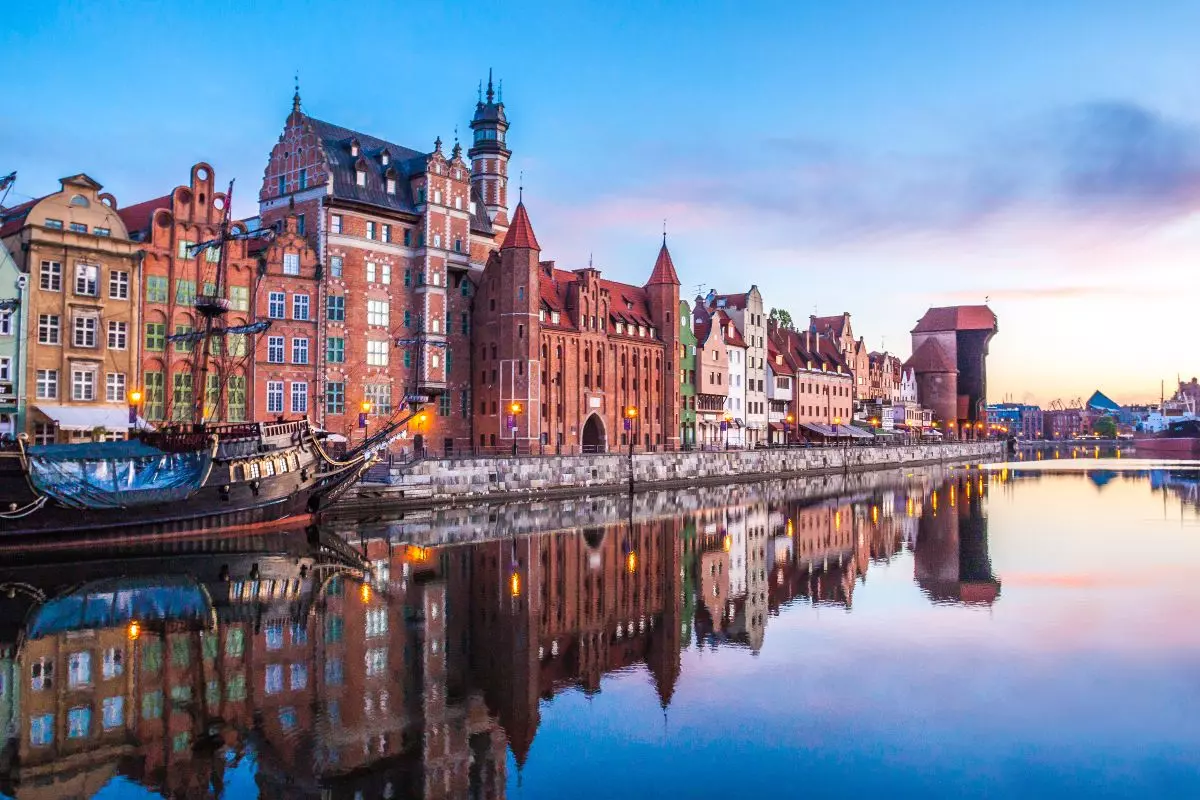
[679,299,697,448]
[0,240,25,439]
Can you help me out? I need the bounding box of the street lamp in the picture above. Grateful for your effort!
[785,413,794,446]
[509,401,523,456]
[360,400,372,440]
[128,389,143,427]
[625,406,638,493]
[723,411,733,450]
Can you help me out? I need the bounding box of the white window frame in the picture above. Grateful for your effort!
[108,270,129,300]
[36,369,58,399]
[290,382,308,414]
[71,369,96,401]
[105,372,126,402]
[268,292,285,319]
[291,337,309,365]
[266,381,284,414]
[106,320,128,350]
[292,294,310,320]
[282,253,300,276]
[366,340,388,367]
[267,336,284,364]
[40,260,62,291]
[74,263,98,296]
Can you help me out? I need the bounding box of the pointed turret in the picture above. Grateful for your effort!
[500,201,540,251]
[647,241,681,286]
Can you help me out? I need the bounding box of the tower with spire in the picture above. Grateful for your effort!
[468,68,512,234]
[645,230,682,448]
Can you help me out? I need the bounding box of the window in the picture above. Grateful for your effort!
[366,608,388,637]
[325,658,344,687]
[298,168,308,189]
[265,664,284,694]
[226,672,246,701]
[454,238,462,252]
[108,270,129,299]
[0,357,8,381]
[367,300,388,326]
[461,312,470,334]
[145,322,165,351]
[229,286,249,311]
[290,382,308,414]
[30,714,54,747]
[367,340,388,366]
[30,657,57,694]
[267,336,284,363]
[356,169,366,187]
[105,373,126,402]
[283,253,300,275]
[102,647,124,680]
[331,214,342,234]
[366,221,377,240]
[73,316,97,348]
[330,255,343,277]
[403,351,411,369]
[327,295,345,321]
[173,731,191,753]
[365,647,387,677]
[0,309,9,336]
[265,622,284,650]
[364,384,391,414]
[382,224,391,243]
[404,309,411,328]
[205,245,221,263]
[172,324,196,353]
[72,369,96,401]
[387,177,397,194]
[67,707,90,739]
[293,294,310,320]
[176,279,195,305]
[70,222,87,234]
[325,614,344,643]
[177,240,196,259]
[277,175,285,196]
[226,628,245,657]
[439,392,451,417]
[327,337,345,363]
[404,229,412,246]
[366,261,376,282]
[103,320,128,351]
[102,696,124,730]
[290,663,307,690]
[292,338,309,364]
[326,381,345,414]
[74,264,98,296]
[44,218,63,230]
[267,381,284,413]
[143,371,163,419]
[146,275,167,303]
[171,374,192,421]
[39,260,62,291]
[268,291,285,318]
[381,263,391,284]
[227,375,246,421]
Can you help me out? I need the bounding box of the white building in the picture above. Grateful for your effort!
[711,287,767,447]
[715,310,747,447]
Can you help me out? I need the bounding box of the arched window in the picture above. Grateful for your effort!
[69,194,89,207]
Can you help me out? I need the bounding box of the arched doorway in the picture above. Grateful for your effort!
[582,414,606,453]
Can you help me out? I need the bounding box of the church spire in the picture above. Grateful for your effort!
[647,237,681,286]
[501,200,540,251]
[486,67,495,104]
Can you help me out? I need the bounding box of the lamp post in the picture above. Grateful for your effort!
[624,406,638,493]
[359,400,372,442]
[128,389,143,429]
[722,411,732,450]
[414,411,428,457]
[785,413,794,447]
[509,402,523,457]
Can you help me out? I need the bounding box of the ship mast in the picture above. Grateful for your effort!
[191,180,236,426]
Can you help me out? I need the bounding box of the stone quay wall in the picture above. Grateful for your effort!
[342,442,1003,511]
[329,461,961,546]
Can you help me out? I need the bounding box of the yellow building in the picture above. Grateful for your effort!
[0,175,141,442]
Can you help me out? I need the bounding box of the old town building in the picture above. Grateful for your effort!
[0,240,25,438]
[868,351,902,401]
[907,305,997,439]
[258,78,509,453]
[472,205,681,453]
[767,322,855,437]
[1,175,142,443]
[715,310,747,447]
[810,312,870,402]
[119,164,258,424]
[678,299,697,447]
[766,336,794,444]
[707,287,767,446]
[692,302,730,447]
[249,215,321,422]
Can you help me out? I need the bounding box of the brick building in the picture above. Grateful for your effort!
[810,312,870,402]
[907,305,998,439]
[120,164,258,424]
[258,79,508,452]
[767,322,855,436]
[1,175,142,443]
[249,215,321,422]
[471,206,681,453]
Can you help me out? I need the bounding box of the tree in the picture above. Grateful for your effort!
[768,307,794,330]
[1092,416,1117,439]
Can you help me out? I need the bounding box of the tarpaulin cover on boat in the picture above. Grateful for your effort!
[27,576,211,639]
[25,440,212,509]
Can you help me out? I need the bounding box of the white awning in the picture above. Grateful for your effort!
[35,404,134,431]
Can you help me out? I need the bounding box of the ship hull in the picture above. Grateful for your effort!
[1131,435,1200,457]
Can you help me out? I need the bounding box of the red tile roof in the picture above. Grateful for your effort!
[117,194,172,236]
[715,311,746,348]
[713,292,747,310]
[911,305,996,333]
[811,314,848,337]
[905,338,956,372]
[647,243,681,286]
[501,201,540,250]
[0,197,42,237]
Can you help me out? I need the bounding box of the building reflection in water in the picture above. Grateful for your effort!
[0,473,1001,797]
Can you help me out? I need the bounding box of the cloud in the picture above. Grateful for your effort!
[555,100,1200,249]
[935,285,1156,302]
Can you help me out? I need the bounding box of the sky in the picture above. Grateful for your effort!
[2,0,1199,405]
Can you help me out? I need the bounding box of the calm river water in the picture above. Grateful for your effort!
[1,452,1198,798]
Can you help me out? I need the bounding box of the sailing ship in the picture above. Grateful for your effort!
[1,181,423,536]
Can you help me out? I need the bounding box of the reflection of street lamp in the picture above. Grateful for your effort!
[625,406,638,492]
[509,402,523,456]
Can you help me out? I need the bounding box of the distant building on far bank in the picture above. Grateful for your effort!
[986,403,1043,439]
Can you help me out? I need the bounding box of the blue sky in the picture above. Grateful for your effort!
[3,1,1199,404]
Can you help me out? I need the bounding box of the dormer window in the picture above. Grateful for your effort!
[551,311,560,325]
[69,194,89,208]
[356,169,366,187]
[350,139,360,157]
[381,150,390,166]
[386,178,396,194]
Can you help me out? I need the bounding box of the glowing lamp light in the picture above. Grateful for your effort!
[871,506,879,525]
[416,412,428,425]
[510,402,523,414]
[361,401,372,414]
[359,583,373,604]
[722,534,732,552]
[509,571,521,598]
[786,414,794,424]
[128,390,143,404]
[127,620,141,641]
[626,551,638,574]
[625,406,638,419]
[786,518,794,537]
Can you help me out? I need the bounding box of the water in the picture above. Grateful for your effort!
[1,454,1199,798]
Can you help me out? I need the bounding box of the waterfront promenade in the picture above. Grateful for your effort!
[342,440,1002,511]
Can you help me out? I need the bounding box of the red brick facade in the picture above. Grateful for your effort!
[121,163,257,424]
[471,204,681,453]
